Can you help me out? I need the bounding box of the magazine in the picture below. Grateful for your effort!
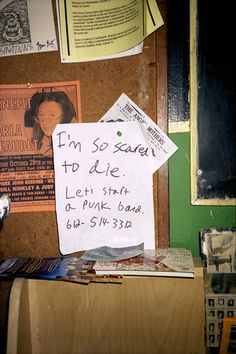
[94,248,195,278]
[0,256,122,285]
[56,0,164,62]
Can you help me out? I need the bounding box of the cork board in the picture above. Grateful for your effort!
[0,0,168,261]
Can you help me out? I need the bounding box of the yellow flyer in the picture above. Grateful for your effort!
[57,0,164,62]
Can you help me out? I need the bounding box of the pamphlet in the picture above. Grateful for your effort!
[56,0,164,62]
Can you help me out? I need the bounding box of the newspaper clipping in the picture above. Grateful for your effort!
[0,81,81,212]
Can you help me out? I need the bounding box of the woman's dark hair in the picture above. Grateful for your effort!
[25,91,76,126]
[24,91,76,149]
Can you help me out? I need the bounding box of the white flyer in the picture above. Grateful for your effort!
[100,93,178,172]
[0,0,57,57]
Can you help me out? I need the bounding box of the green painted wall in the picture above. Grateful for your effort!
[169,132,236,257]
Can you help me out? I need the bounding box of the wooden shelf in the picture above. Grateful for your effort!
[7,259,205,354]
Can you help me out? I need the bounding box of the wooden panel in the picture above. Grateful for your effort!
[6,278,31,354]
[155,0,169,248]
[7,260,205,354]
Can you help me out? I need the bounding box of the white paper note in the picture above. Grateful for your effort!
[52,122,156,254]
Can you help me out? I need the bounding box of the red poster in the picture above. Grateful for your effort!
[0,81,81,212]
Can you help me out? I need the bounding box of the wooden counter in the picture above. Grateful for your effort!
[7,260,205,354]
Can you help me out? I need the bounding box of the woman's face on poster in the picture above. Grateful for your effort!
[36,101,62,137]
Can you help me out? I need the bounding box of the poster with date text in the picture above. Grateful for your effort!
[0,81,81,212]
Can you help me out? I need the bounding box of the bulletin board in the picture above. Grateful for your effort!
[0,0,169,262]
[190,0,236,205]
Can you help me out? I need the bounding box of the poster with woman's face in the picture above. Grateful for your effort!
[0,81,81,212]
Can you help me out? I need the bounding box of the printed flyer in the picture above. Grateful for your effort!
[0,81,81,212]
[56,0,163,62]
[0,0,57,58]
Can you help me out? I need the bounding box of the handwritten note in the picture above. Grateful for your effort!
[52,122,156,254]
